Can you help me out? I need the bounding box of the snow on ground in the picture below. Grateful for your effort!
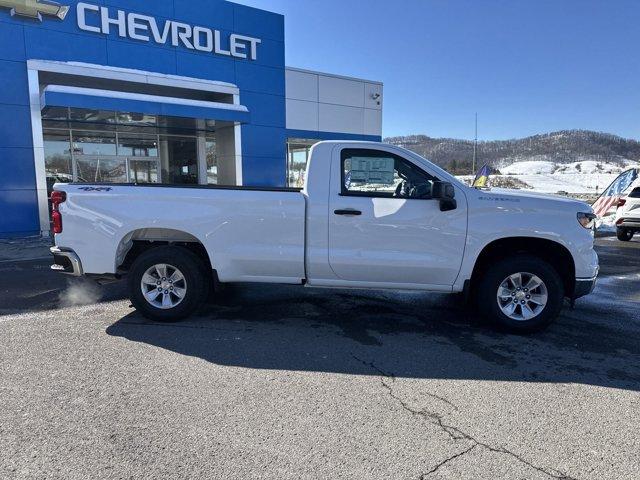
[500,160,557,175]
[458,158,638,195]
[556,161,623,174]
[504,172,619,193]
[457,172,619,194]
[597,214,618,232]
[500,158,633,176]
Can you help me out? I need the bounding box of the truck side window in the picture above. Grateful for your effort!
[341,149,436,199]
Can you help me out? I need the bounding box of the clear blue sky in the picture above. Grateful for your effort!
[233,0,639,141]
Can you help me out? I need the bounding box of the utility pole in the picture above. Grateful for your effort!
[472,113,478,174]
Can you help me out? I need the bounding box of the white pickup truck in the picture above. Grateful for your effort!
[50,141,599,332]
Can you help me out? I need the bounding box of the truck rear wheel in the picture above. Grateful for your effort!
[616,227,634,242]
[128,246,206,322]
[475,254,564,333]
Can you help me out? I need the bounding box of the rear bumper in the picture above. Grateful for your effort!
[50,247,83,277]
[617,218,640,230]
[573,275,597,299]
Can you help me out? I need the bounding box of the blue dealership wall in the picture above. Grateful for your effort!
[0,0,287,238]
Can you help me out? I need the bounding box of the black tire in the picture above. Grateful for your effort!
[475,254,564,334]
[128,246,207,322]
[616,227,634,242]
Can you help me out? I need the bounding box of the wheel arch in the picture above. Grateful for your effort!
[115,228,214,275]
[470,237,576,298]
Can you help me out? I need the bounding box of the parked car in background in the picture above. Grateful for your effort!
[615,187,640,241]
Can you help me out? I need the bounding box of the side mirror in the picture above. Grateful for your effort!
[432,181,457,212]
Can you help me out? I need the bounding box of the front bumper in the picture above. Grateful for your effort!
[50,247,83,276]
[573,275,597,299]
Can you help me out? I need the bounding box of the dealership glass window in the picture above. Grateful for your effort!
[44,129,73,179]
[129,159,159,184]
[72,131,117,156]
[287,139,318,188]
[206,138,218,185]
[75,157,127,184]
[160,136,199,185]
[118,134,159,157]
[117,112,157,128]
[43,107,71,122]
[40,106,229,186]
[70,108,118,125]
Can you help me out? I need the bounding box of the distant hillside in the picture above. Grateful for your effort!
[384,130,640,175]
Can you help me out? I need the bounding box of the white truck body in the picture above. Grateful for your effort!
[51,141,599,331]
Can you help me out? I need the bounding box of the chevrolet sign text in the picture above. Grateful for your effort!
[77,3,261,61]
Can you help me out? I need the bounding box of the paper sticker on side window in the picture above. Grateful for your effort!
[348,157,395,185]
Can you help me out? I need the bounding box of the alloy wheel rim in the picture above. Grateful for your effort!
[496,272,548,321]
[140,263,187,310]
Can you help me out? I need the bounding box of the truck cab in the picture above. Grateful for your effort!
[304,142,468,291]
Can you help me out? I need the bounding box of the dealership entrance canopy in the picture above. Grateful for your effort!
[0,0,383,238]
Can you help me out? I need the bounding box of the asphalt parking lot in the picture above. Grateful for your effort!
[1,235,639,479]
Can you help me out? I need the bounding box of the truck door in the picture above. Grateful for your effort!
[328,147,467,286]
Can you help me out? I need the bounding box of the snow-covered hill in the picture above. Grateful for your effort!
[460,158,639,194]
[386,130,640,176]
[386,129,640,195]
[499,157,634,176]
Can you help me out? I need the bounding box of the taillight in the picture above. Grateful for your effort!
[50,191,66,234]
[617,199,627,208]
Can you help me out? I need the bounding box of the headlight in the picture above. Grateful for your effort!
[577,212,597,230]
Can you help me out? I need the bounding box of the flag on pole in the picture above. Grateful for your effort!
[592,168,639,217]
[473,164,491,188]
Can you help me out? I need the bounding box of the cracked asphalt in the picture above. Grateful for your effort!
[1,235,639,479]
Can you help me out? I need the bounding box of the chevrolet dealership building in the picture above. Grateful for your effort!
[0,0,383,238]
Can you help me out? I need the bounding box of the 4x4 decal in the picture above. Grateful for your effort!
[78,187,113,192]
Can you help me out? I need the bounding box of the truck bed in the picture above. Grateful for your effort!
[54,183,307,283]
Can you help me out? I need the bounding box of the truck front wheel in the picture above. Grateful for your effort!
[128,246,206,322]
[475,254,564,333]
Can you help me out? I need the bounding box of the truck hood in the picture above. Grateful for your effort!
[476,188,593,212]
